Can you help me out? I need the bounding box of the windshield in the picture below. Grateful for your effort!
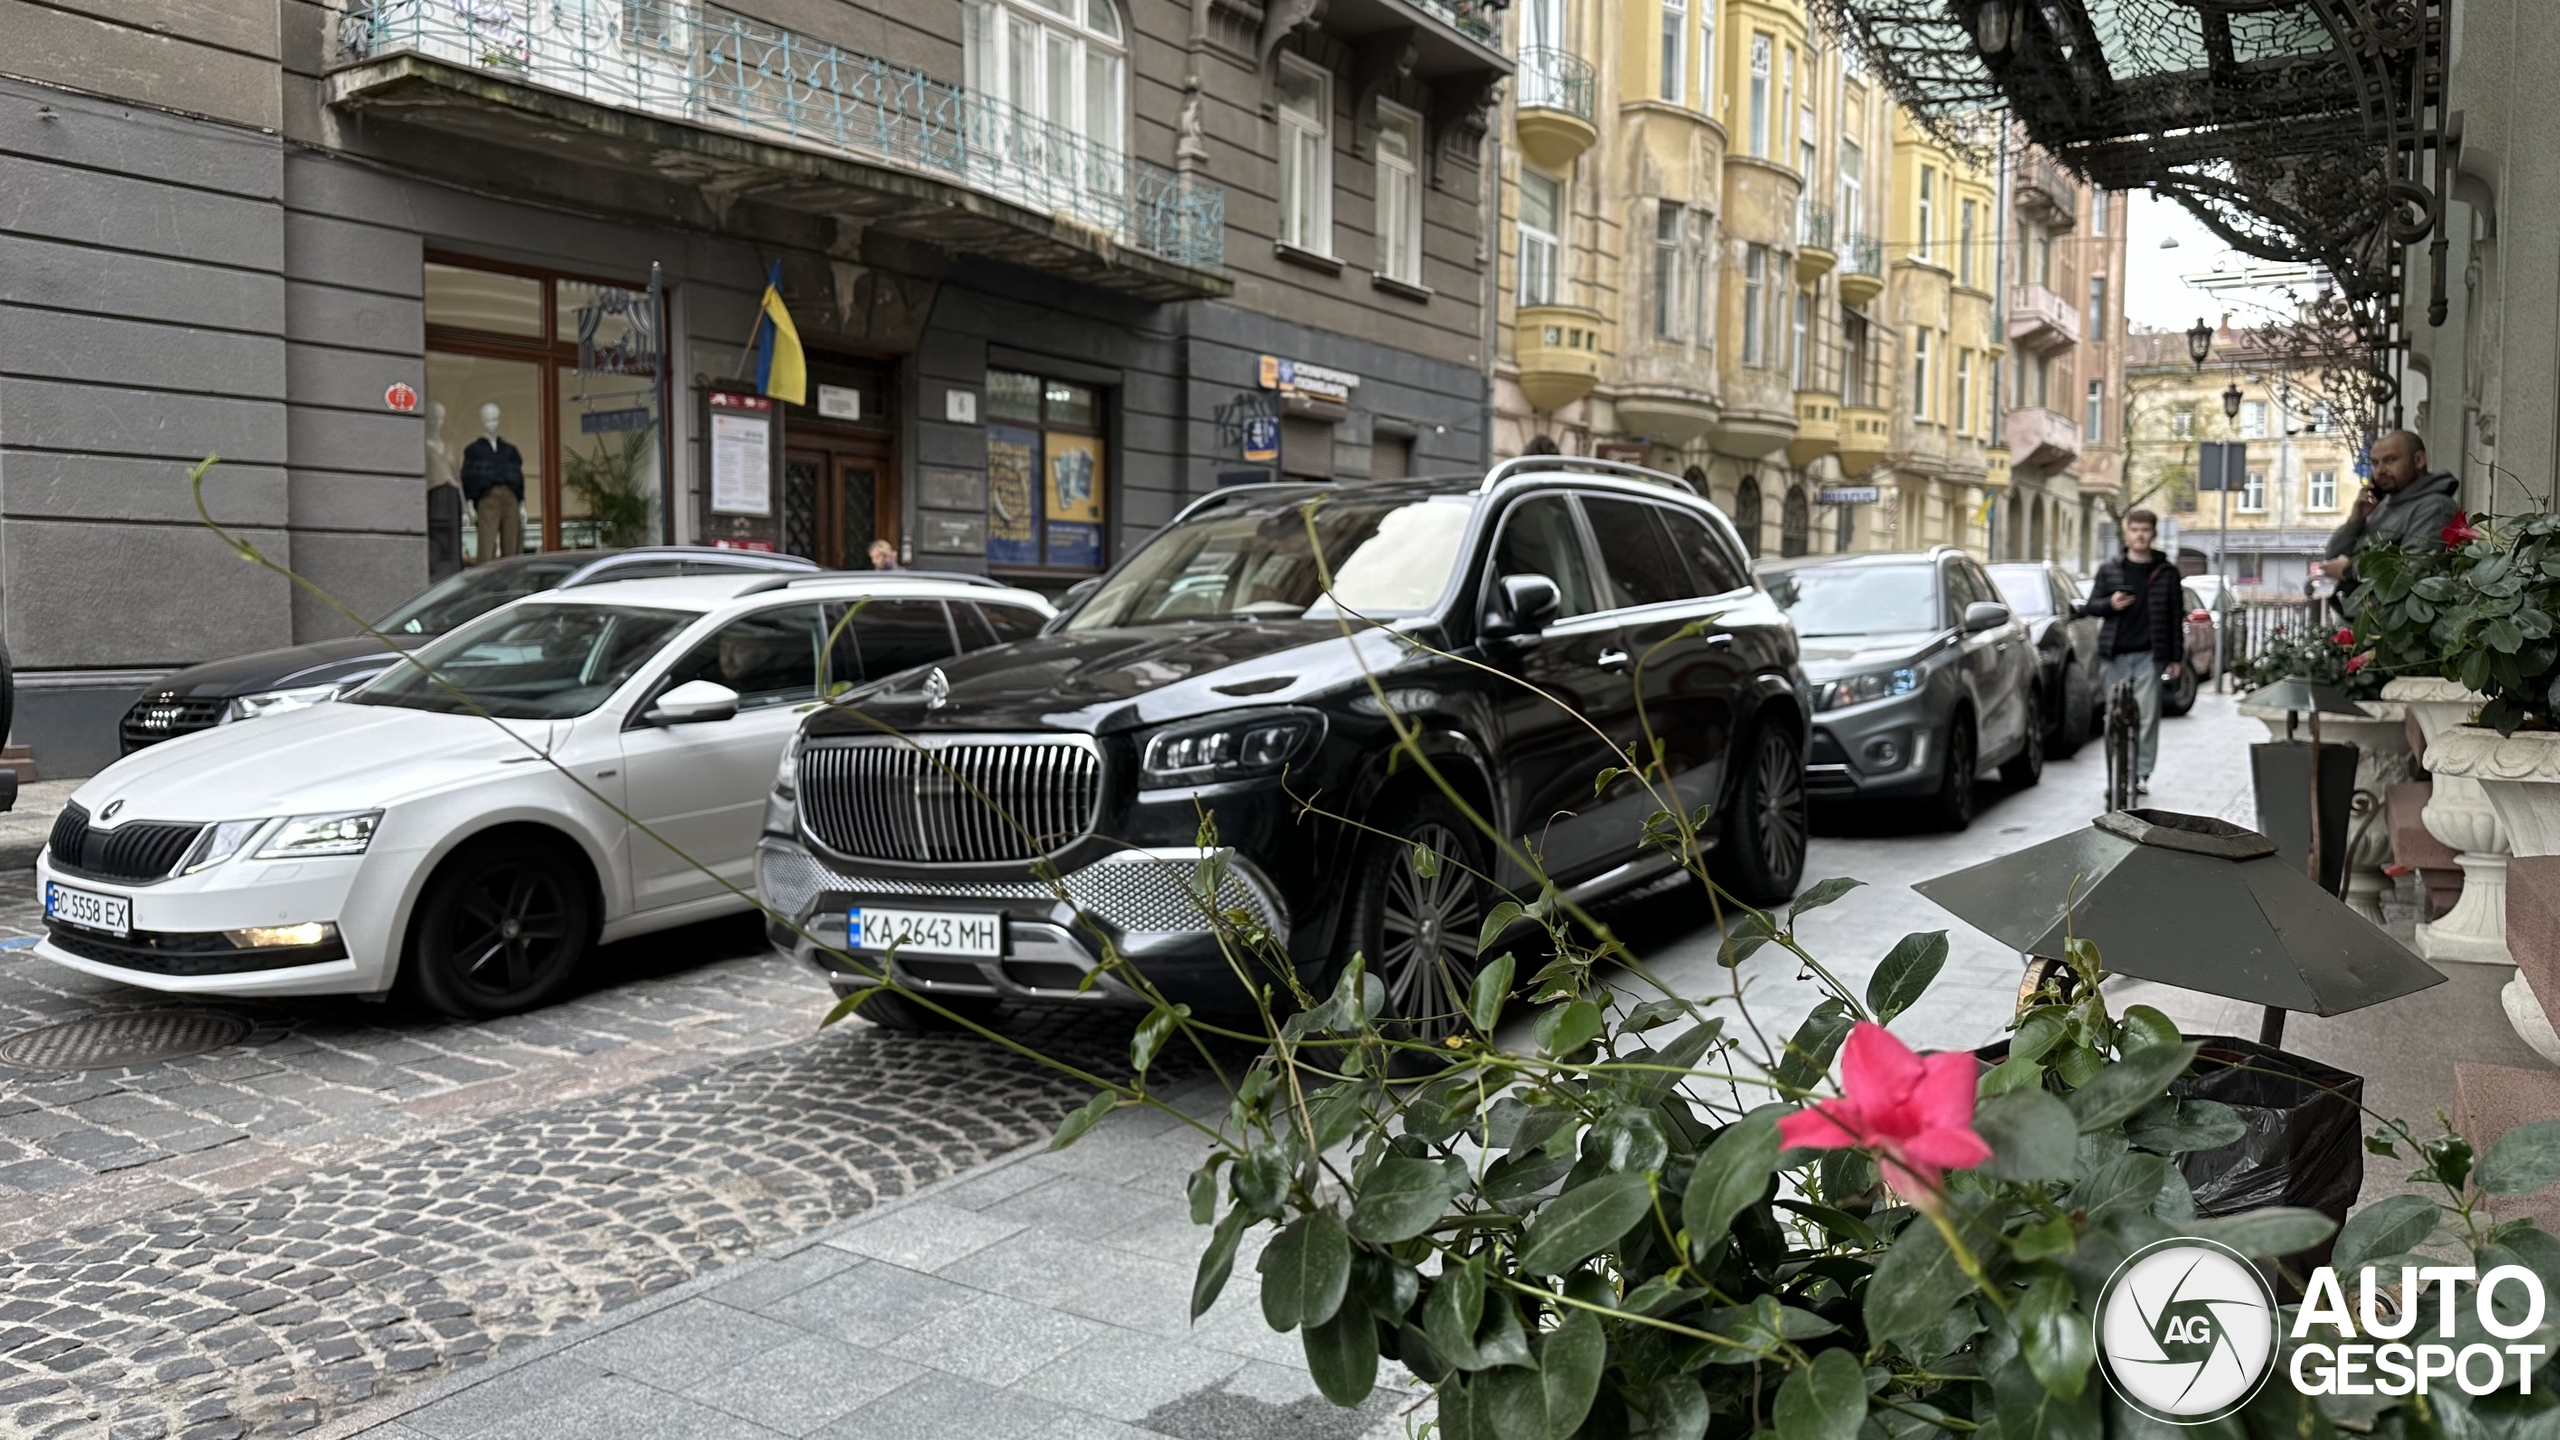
[1989,568,2052,618]
[377,557,590,636]
[1765,564,1938,636]
[1067,494,1475,630]
[350,602,694,718]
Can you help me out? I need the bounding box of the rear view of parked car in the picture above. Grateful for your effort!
[1762,548,2040,831]
[2161,581,2219,716]
[1987,561,2102,754]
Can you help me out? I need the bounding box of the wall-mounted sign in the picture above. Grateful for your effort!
[945,388,978,424]
[580,406,652,434]
[709,391,773,517]
[384,382,419,413]
[1243,417,1281,463]
[817,384,862,421]
[1819,486,1880,504]
[2196,440,2246,492]
[1257,355,1359,418]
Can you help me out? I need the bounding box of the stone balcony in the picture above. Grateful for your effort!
[2005,405,2082,470]
[2006,283,2081,354]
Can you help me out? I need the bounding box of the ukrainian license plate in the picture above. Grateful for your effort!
[845,907,1001,958]
[45,881,131,938]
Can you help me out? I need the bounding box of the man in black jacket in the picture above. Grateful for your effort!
[2080,508,2185,795]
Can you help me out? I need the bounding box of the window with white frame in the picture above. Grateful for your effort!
[1655,202,1684,339]
[2309,401,2335,433]
[1911,327,1930,419]
[1375,104,1421,285]
[2241,399,2268,438]
[2240,471,2267,511]
[2308,469,2339,510]
[1517,169,1561,306]
[2085,379,2103,441]
[1748,35,1772,157]
[1958,198,1977,285]
[964,0,1128,173]
[1916,165,1935,261]
[1660,0,1685,103]
[2170,407,2195,438]
[2087,276,2106,338]
[1793,292,1810,386]
[1697,0,1715,111]
[2092,192,2107,235]
[1276,57,1332,253]
[1954,348,1972,434]
[1839,139,1862,237]
[1742,244,1767,366]
[1781,44,1796,150]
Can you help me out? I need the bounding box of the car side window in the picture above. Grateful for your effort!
[1939,563,1975,626]
[1490,496,1599,618]
[657,605,824,710]
[830,599,959,683]
[977,602,1046,645]
[1581,497,1692,609]
[2048,570,2079,615]
[592,560,686,583]
[1962,562,2005,616]
[1655,507,1749,596]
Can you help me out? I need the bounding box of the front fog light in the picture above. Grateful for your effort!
[1862,735,1903,769]
[223,921,334,949]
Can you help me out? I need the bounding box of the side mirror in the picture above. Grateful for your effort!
[1486,573,1563,639]
[647,679,740,725]
[1962,601,2012,634]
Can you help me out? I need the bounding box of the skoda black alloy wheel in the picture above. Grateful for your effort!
[1714,723,1807,907]
[405,837,592,1018]
[1350,798,1488,1046]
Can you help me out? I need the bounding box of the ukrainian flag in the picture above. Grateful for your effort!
[750,261,806,406]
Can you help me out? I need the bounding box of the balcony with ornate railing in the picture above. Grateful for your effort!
[2018,153,2079,232]
[1838,232,1885,307]
[1413,0,1503,47]
[334,0,1228,292]
[1514,47,1596,170]
[1795,201,1836,282]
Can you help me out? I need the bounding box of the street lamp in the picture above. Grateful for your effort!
[2187,318,2214,368]
[2223,380,2244,422]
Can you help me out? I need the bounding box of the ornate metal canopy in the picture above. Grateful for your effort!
[1819,0,2451,352]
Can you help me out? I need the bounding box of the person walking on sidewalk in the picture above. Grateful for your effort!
[2315,428,2462,613]
[2081,508,2185,795]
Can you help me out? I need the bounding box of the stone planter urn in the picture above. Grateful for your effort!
[2385,677,2513,966]
[2427,725,2560,1066]
[2239,697,2415,925]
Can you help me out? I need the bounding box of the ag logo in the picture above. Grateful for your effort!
[2095,1236,2279,1424]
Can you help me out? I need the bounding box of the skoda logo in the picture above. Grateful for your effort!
[99,799,125,823]
[921,667,951,712]
[2095,1236,2279,1424]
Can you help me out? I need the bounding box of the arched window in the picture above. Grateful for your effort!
[1733,475,1763,557]
[964,0,1128,159]
[1780,484,1810,557]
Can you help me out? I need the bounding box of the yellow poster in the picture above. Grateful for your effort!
[1045,432,1105,525]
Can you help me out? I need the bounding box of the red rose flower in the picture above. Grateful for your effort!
[2443,514,2483,546]
[2332,627,2356,647]
[2347,653,2371,674]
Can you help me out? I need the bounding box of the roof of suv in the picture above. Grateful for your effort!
[1755,548,1967,575]
[529,571,1053,615]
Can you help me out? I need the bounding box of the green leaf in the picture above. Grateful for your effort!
[1187,1154,1228,1225]
[1978,1055,2046,1097]
[2075,1153,2169,1221]
[1628,1020,1721,1104]
[1583,1106,1668,1174]
[1478,901,1525,956]
[2065,1041,2199,1133]
[1231,1143,1290,1220]
[2116,1004,2182,1052]
[1625,1376,1710,1440]
[1258,1211,1352,1331]
[1350,1156,1463,1243]
[2012,1213,2076,1263]
[2479,1118,2560,1194]
[2333,1192,2440,1273]
[1048,1089,1119,1151]
[1776,999,1856,1093]
[1192,1207,1247,1319]
[1974,1088,2078,1183]
[1131,1003,1189,1075]
[1517,1170,1654,1276]
[1791,876,1866,920]
[2016,1272,2093,1400]
[1622,997,1690,1033]
[2125,1097,2249,1154]
[1482,1150,1576,1203]
[2190,1207,2337,1257]
[1774,1346,1868,1440]
[1682,1112,1779,1255]
[1535,1307,1607,1437]
[1422,1257,1487,1370]
[1469,952,1516,1035]
[1532,999,1605,1058]
[1867,931,1949,1024]
[1303,1299,1379,1405]
[1864,1210,1977,1350]
[2008,1009,2069,1065]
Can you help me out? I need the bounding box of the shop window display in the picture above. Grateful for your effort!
[985,368,1108,573]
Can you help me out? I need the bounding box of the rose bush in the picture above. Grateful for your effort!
[2235,622,2385,699]
[2354,511,2560,731]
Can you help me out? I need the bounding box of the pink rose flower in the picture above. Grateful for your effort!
[2443,515,2483,546]
[2333,627,2356,647]
[1778,1021,1991,1207]
[2347,653,2371,674]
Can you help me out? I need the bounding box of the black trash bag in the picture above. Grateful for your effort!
[2171,1036,2365,1228]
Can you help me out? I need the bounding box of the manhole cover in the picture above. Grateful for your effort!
[0,1011,251,1071]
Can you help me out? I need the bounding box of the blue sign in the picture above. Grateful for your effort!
[1243,416,1280,463]
[1046,521,1103,570]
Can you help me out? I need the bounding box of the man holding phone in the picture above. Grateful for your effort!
[2080,508,2185,796]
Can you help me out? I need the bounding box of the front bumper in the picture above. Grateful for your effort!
[29,848,385,997]
[1806,691,1938,801]
[758,838,1296,1012]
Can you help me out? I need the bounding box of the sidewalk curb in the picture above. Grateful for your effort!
[303,1076,1225,1440]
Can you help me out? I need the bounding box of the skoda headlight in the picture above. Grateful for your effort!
[255,810,381,859]
[1140,712,1323,787]
[1816,667,1919,713]
[183,819,271,874]
[226,683,339,723]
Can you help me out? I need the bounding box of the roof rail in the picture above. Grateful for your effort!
[1481,455,1699,495]
[735,569,1010,595]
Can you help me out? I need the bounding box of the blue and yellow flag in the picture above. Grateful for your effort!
[750,261,806,406]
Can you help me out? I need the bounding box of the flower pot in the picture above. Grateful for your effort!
[2382,679,2512,966]
[2239,699,2415,924]
[2427,726,2560,1061]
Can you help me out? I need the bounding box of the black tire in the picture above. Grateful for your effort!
[836,985,999,1033]
[2050,661,2089,758]
[403,835,594,1018]
[2161,662,2200,717]
[2001,689,2045,788]
[1926,713,1977,832]
[1342,792,1490,1045]
[1713,722,1807,908]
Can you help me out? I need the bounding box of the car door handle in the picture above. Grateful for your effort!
[1597,648,1631,670]
[1707,634,1736,647]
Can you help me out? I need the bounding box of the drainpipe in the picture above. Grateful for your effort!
[1481,131,1501,467]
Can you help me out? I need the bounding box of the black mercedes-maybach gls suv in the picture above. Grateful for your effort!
[756,458,1811,1032]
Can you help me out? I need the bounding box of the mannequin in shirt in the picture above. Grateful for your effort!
[460,401,526,562]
